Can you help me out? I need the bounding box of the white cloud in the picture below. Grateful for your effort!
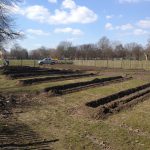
[133,29,148,35]
[54,27,83,35]
[62,0,76,9]
[106,15,114,19]
[105,23,134,31]
[26,29,50,36]
[119,0,140,3]
[119,0,150,3]
[24,5,51,23]
[15,0,98,24]
[48,0,57,3]
[137,19,150,29]
[105,14,123,20]
[105,20,150,37]
[105,23,113,30]
[116,23,133,30]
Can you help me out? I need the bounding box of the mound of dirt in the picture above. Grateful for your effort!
[86,82,150,119]
[0,95,16,117]
[43,76,131,95]
[1,66,83,79]
[0,66,46,74]
[19,73,96,86]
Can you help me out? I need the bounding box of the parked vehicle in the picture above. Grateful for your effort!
[38,58,56,65]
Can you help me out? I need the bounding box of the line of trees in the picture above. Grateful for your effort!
[7,36,150,60]
[0,1,150,61]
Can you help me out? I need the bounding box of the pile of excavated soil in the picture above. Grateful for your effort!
[0,95,16,117]
[44,76,131,95]
[86,83,150,119]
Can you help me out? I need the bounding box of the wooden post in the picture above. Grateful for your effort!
[121,59,122,69]
[141,60,143,69]
[21,59,22,66]
[34,59,36,67]
[107,59,108,68]
[130,60,131,69]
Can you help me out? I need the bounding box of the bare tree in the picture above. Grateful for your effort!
[114,44,127,59]
[145,39,150,60]
[57,41,72,58]
[30,47,51,59]
[77,44,96,59]
[10,43,28,59]
[124,43,143,60]
[65,46,77,59]
[0,0,21,46]
[97,36,113,59]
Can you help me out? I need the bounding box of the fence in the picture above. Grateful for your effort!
[1,59,150,70]
[0,59,38,67]
[74,60,150,70]
[0,59,73,67]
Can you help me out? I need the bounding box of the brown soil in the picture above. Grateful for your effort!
[0,66,49,74]
[43,76,132,95]
[0,66,83,79]
[8,70,82,79]
[0,95,15,118]
[86,83,150,119]
[19,73,96,86]
[0,93,50,118]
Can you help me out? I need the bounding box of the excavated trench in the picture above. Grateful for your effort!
[86,82,150,119]
[43,76,132,95]
[19,73,96,85]
[0,66,48,74]
[1,66,82,79]
[7,71,77,79]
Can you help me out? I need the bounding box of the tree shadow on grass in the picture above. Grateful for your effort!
[0,120,59,150]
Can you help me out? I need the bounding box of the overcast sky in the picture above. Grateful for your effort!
[11,0,150,50]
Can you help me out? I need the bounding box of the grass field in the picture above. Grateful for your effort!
[0,65,150,150]
[0,74,104,93]
[0,59,73,67]
[1,59,150,70]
